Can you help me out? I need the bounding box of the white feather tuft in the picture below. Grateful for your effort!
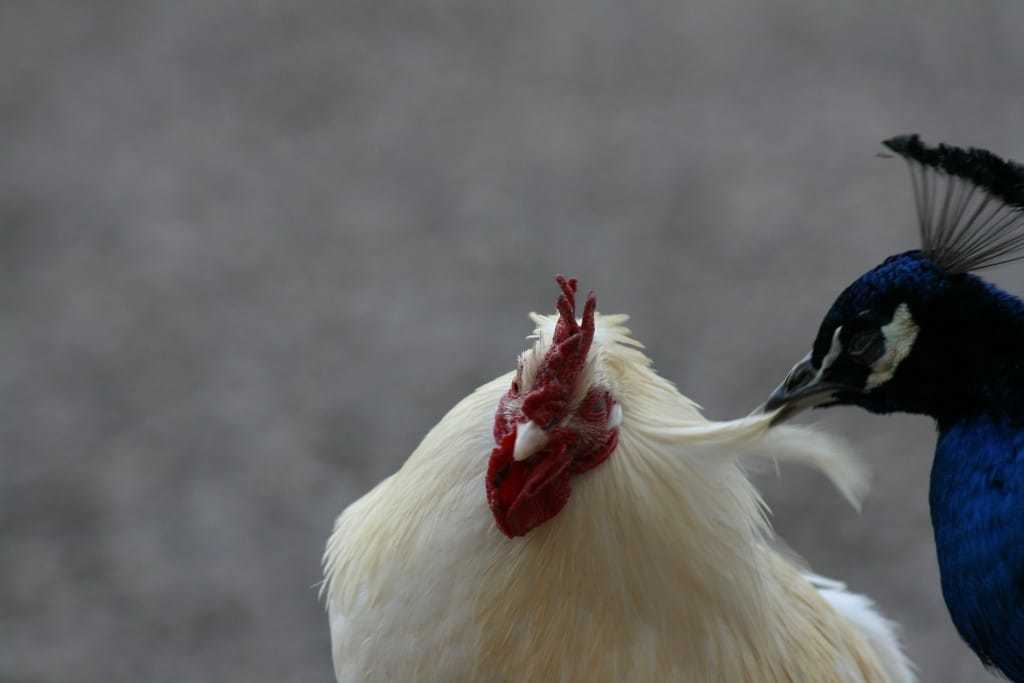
[810,575,918,683]
[323,307,909,682]
[630,409,869,511]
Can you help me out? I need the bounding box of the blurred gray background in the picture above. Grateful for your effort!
[4,1,1023,681]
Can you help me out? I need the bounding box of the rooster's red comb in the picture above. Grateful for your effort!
[521,276,596,425]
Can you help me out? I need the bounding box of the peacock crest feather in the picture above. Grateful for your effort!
[883,134,1024,273]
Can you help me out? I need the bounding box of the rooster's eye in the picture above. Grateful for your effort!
[584,395,606,420]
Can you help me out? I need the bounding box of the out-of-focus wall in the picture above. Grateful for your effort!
[4,2,1023,680]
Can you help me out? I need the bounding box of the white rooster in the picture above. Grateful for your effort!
[323,277,915,682]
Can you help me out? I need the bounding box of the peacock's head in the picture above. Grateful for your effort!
[764,251,949,420]
[764,135,1024,424]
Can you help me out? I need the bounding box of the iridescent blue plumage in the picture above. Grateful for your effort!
[764,136,1024,680]
[801,254,1024,681]
[820,251,1024,422]
[933,419,1024,679]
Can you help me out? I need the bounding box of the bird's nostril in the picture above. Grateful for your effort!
[787,366,813,391]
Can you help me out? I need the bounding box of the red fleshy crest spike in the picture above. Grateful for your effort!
[487,277,613,537]
[520,277,598,426]
[581,291,596,336]
[554,275,578,298]
[553,275,580,344]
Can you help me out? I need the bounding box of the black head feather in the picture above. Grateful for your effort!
[883,134,1024,273]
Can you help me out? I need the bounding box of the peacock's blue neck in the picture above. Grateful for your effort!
[931,416,1024,679]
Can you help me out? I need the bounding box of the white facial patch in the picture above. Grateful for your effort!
[819,326,843,374]
[788,327,843,406]
[865,303,919,390]
[788,327,843,403]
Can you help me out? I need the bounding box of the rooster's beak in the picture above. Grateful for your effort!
[513,421,548,461]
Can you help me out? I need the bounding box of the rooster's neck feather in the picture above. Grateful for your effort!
[323,312,888,682]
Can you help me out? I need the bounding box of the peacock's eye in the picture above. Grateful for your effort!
[848,330,884,363]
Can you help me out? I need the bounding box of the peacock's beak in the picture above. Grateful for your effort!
[759,352,844,424]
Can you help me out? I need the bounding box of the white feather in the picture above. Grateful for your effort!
[810,575,917,683]
[323,311,915,682]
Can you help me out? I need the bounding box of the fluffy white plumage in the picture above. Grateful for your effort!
[323,309,915,682]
